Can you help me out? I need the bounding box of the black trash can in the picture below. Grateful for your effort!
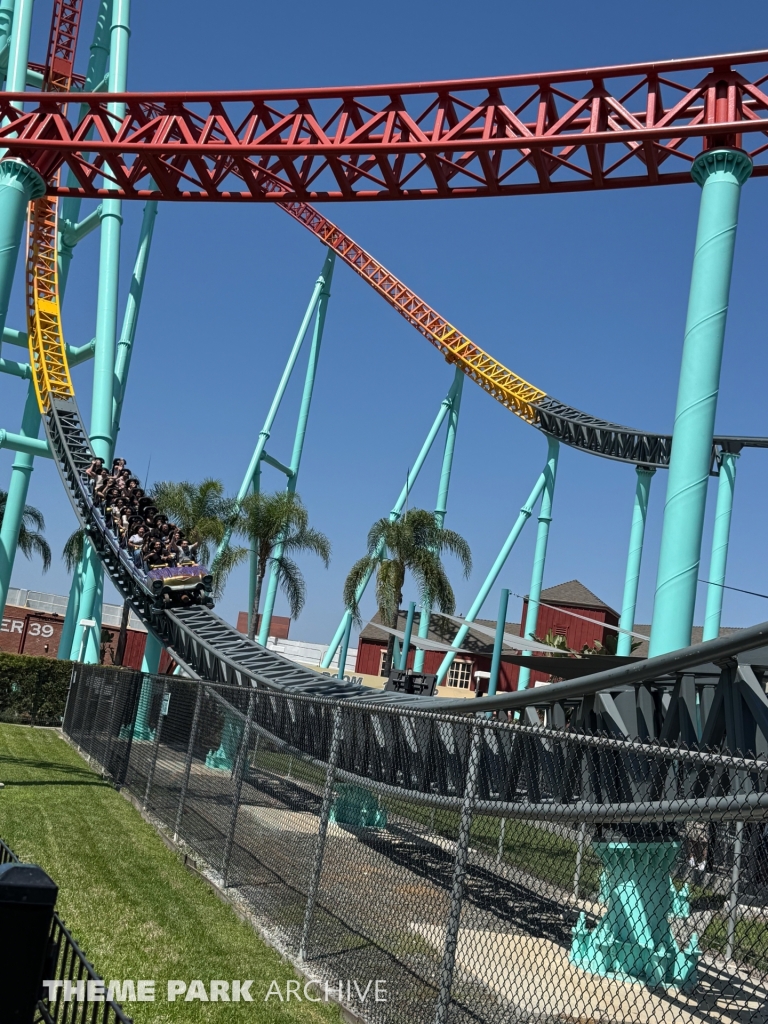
[0,862,58,1024]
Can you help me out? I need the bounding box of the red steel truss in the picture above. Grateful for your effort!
[3,50,768,201]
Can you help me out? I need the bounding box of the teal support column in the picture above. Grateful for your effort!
[488,588,509,697]
[336,614,353,680]
[0,384,43,618]
[4,0,32,104]
[76,0,131,664]
[90,0,130,462]
[322,370,463,669]
[258,254,334,644]
[0,1,16,80]
[247,469,260,636]
[69,546,103,663]
[57,559,83,658]
[0,162,43,351]
[436,461,550,685]
[649,148,752,656]
[127,633,161,741]
[517,437,560,690]
[398,601,416,671]
[112,200,158,442]
[415,369,463,672]
[703,450,738,641]
[216,250,334,568]
[617,467,655,656]
[58,0,113,294]
[142,630,161,673]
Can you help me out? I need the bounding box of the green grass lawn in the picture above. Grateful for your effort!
[0,724,340,1023]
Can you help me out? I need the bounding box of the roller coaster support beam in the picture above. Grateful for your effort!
[124,631,161,743]
[398,602,416,671]
[336,613,352,681]
[2,328,95,365]
[415,368,463,673]
[0,386,42,615]
[112,199,158,443]
[487,588,510,698]
[321,369,464,669]
[617,467,655,656]
[247,469,259,637]
[0,1,15,86]
[0,0,46,624]
[56,3,113,663]
[703,450,739,641]
[258,253,335,645]
[649,149,752,657]
[58,0,112,294]
[517,437,559,690]
[436,457,551,685]
[0,429,50,458]
[71,0,131,665]
[216,249,334,574]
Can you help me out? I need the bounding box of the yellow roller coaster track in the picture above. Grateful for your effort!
[26,188,74,412]
[281,200,547,423]
[25,0,81,413]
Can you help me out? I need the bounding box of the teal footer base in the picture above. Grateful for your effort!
[330,785,387,829]
[205,745,234,771]
[119,722,155,742]
[205,717,243,772]
[569,841,699,989]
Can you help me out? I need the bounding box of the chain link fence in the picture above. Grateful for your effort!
[63,664,768,1024]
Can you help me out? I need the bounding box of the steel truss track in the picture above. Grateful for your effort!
[45,396,428,706]
[47,391,768,813]
[5,50,768,202]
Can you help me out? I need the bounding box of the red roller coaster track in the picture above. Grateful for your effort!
[4,50,768,202]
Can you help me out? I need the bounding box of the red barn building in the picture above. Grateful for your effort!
[356,580,621,692]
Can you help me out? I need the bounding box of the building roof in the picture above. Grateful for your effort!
[630,624,742,659]
[534,580,618,615]
[359,609,521,655]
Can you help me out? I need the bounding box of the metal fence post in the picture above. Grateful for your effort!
[725,820,744,961]
[434,722,482,1024]
[101,676,121,777]
[143,681,168,810]
[496,818,506,864]
[299,706,343,961]
[573,821,588,898]
[221,690,256,885]
[174,683,203,842]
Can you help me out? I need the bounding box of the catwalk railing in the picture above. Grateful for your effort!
[65,664,768,1024]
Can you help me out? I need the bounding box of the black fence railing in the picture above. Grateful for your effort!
[63,663,768,1024]
[0,839,132,1024]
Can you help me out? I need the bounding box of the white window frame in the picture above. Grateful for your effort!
[446,658,473,689]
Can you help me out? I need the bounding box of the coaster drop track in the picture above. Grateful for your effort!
[21,20,768,712]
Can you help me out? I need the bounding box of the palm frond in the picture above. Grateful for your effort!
[436,527,473,578]
[273,554,306,619]
[284,525,331,566]
[62,528,86,574]
[211,544,248,600]
[17,528,52,572]
[342,555,376,624]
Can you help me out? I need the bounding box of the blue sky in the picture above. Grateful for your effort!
[3,0,768,644]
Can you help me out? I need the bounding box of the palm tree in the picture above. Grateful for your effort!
[150,478,246,596]
[0,489,51,572]
[343,508,472,676]
[235,490,331,641]
[62,527,85,573]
